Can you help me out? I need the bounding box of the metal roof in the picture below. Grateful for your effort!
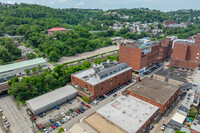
[97,95,159,133]
[26,85,77,111]
[0,58,46,73]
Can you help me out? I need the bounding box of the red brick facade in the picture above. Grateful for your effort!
[119,43,160,73]
[71,69,132,101]
[123,87,179,115]
[158,38,173,62]
[170,39,200,70]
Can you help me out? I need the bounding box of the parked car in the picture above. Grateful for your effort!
[57,121,62,126]
[55,106,59,109]
[61,112,66,117]
[38,123,44,129]
[83,106,88,110]
[43,128,48,133]
[0,107,3,112]
[161,124,166,131]
[49,119,54,123]
[39,114,43,118]
[48,127,52,132]
[67,101,72,104]
[70,109,74,112]
[2,116,7,122]
[81,102,85,106]
[60,120,64,124]
[63,118,68,122]
[65,116,70,120]
[42,112,46,116]
[85,104,90,108]
[5,121,10,127]
[54,123,59,127]
[32,116,36,120]
[76,110,80,114]
[169,106,173,110]
[113,94,117,97]
[70,113,74,118]
[50,124,55,129]
[74,112,78,116]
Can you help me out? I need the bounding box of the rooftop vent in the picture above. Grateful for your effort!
[137,86,140,89]
[168,86,172,89]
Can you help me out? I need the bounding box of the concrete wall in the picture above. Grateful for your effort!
[153,74,184,86]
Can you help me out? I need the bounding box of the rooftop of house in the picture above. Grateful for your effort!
[127,77,179,105]
[48,27,67,32]
[96,95,159,133]
[72,60,132,85]
[155,68,190,82]
[121,38,159,49]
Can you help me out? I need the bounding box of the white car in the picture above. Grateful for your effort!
[5,121,10,127]
[65,116,71,120]
[61,112,66,117]
[57,121,62,126]
[161,124,166,131]
[0,107,2,112]
[48,127,52,132]
[63,118,68,122]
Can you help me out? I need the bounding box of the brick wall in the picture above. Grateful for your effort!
[71,69,132,101]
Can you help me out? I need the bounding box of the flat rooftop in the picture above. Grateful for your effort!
[96,95,159,133]
[155,68,190,82]
[26,85,77,111]
[121,39,159,49]
[85,112,125,133]
[0,58,46,73]
[127,77,179,105]
[72,61,132,85]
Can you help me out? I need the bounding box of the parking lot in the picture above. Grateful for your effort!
[33,97,90,131]
[0,94,33,133]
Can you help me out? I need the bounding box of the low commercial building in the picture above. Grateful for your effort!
[0,58,47,83]
[153,68,189,86]
[123,77,180,114]
[119,38,160,74]
[48,27,67,35]
[26,85,77,115]
[85,95,159,133]
[71,60,132,101]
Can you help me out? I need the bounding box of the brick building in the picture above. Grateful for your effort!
[48,27,67,35]
[170,34,200,70]
[119,38,160,74]
[122,77,180,115]
[71,60,132,101]
[158,36,176,62]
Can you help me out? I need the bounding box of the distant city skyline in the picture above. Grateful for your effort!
[1,0,200,12]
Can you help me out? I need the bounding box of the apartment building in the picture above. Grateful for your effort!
[71,60,132,101]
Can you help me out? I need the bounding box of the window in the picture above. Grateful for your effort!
[111,78,113,81]
[115,77,117,79]
[196,57,199,59]
[101,88,103,90]
[197,53,199,55]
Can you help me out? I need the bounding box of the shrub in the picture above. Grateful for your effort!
[82,96,90,102]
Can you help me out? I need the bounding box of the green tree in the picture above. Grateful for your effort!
[37,64,42,72]
[32,67,37,73]
[82,96,90,102]
[25,69,30,75]
[57,127,64,133]
[189,106,198,118]
[26,52,36,59]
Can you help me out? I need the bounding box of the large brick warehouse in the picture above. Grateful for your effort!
[71,60,132,101]
[170,33,200,70]
[122,77,180,115]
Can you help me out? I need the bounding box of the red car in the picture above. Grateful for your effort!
[38,124,44,129]
[50,124,55,129]
[76,110,80,114]
[85,104,90,108]
[32,116,36,120]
